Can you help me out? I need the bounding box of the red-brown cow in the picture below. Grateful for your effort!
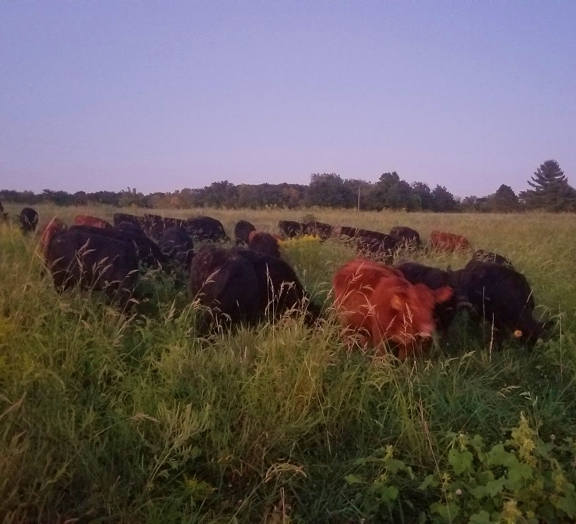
[74,215,112,229]
[38,217,66,257]
[429,230,471,252]
[333,258,453,359]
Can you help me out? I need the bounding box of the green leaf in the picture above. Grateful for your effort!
[344,474,364,485]
[469,510,494,524]
[470,485,489,500]
[508,462,533,483]
[419,474,438,491]
[431,502,460,522]
[449,448,474,475]
[556,494,576,518]
[374,484,399,503]
[487,444,516,467]
[485,477,506,497]
[386,458,407,474]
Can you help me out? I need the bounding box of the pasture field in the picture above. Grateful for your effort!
[2,205,576,523]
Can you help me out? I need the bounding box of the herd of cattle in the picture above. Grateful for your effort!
[2,204,551,359]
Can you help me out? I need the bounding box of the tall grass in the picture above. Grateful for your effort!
[1,208,576,522]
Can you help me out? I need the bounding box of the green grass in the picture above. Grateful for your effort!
[1,207,576,522]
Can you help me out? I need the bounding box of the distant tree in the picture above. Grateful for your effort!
[281,185,302,208]
[370,172,418,211]
[344,179,372,210]
[42,189,74,206]
[520,160,576,211]
[411,182,434,211]
[492,184,520,212]
[305,173,354,208]
[431,185,458,212]
[237,184,263,209]
[203,180,238,208]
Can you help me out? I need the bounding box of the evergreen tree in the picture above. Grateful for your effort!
[521,160,576,211]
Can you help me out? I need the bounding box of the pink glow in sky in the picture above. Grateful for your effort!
[1,1,575,197]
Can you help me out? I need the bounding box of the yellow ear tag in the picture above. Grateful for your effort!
[513,330,523,338]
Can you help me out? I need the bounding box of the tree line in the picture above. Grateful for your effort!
[1,159,573,212]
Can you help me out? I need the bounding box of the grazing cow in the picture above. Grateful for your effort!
[456,261,548,348]
[395,262,459,334]
[191,246,320,331]
[278,220,305,239]
[470,249,514,269]
[20,207,39,234]
[390,226,421,249]
[335,226,361,240]
[248,231,281,258]
[143,213,187,240]
[430,230,471,252]
[69,225,168,270]
[44,228,139,310]
[185,216,228,242]
[115,221,147,237]
[304,221,333,240]
[38,217,66,257]
[190,247,263,330]
[234,220,257,245]
[113,212,145,229]
[157,226,194,269]
[333,259,453,359]
[0,201,8,223]
[234,248,321,326]
[356,230,398,263]
[73,214,112,229]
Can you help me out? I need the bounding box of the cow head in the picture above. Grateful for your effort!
[370,279,453,359]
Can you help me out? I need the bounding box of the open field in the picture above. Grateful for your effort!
[2,205,576,522]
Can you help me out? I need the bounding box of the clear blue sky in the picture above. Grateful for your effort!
[1,1,574,197]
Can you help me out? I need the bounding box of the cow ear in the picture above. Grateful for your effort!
[435,286,454,304]
[390,293,405,311]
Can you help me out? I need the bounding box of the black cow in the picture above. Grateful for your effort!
[185,216,228,242]
[143,213,187,240]
[115,221,147,237]
[45,228,139,310]
[335,226,360,239]
[234,248,321,326]
[356,230,397,263]
[304,221,333,240]
[158,226,194,269]
[20,207,39,234]
[234,220,256,245]
[190,247,261,330]
[390,226,421,249]
[69,225,168,270]
[278,220,304,239]
[191,246,320,331]
[470,249,514,269]
[456,261,547,348]
[248,231,281,258]
[113,213,145,229]
[395,262,460,334]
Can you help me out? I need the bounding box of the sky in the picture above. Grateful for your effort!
[1,1,575,198]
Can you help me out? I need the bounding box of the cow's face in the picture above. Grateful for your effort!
[371,280,453,359]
